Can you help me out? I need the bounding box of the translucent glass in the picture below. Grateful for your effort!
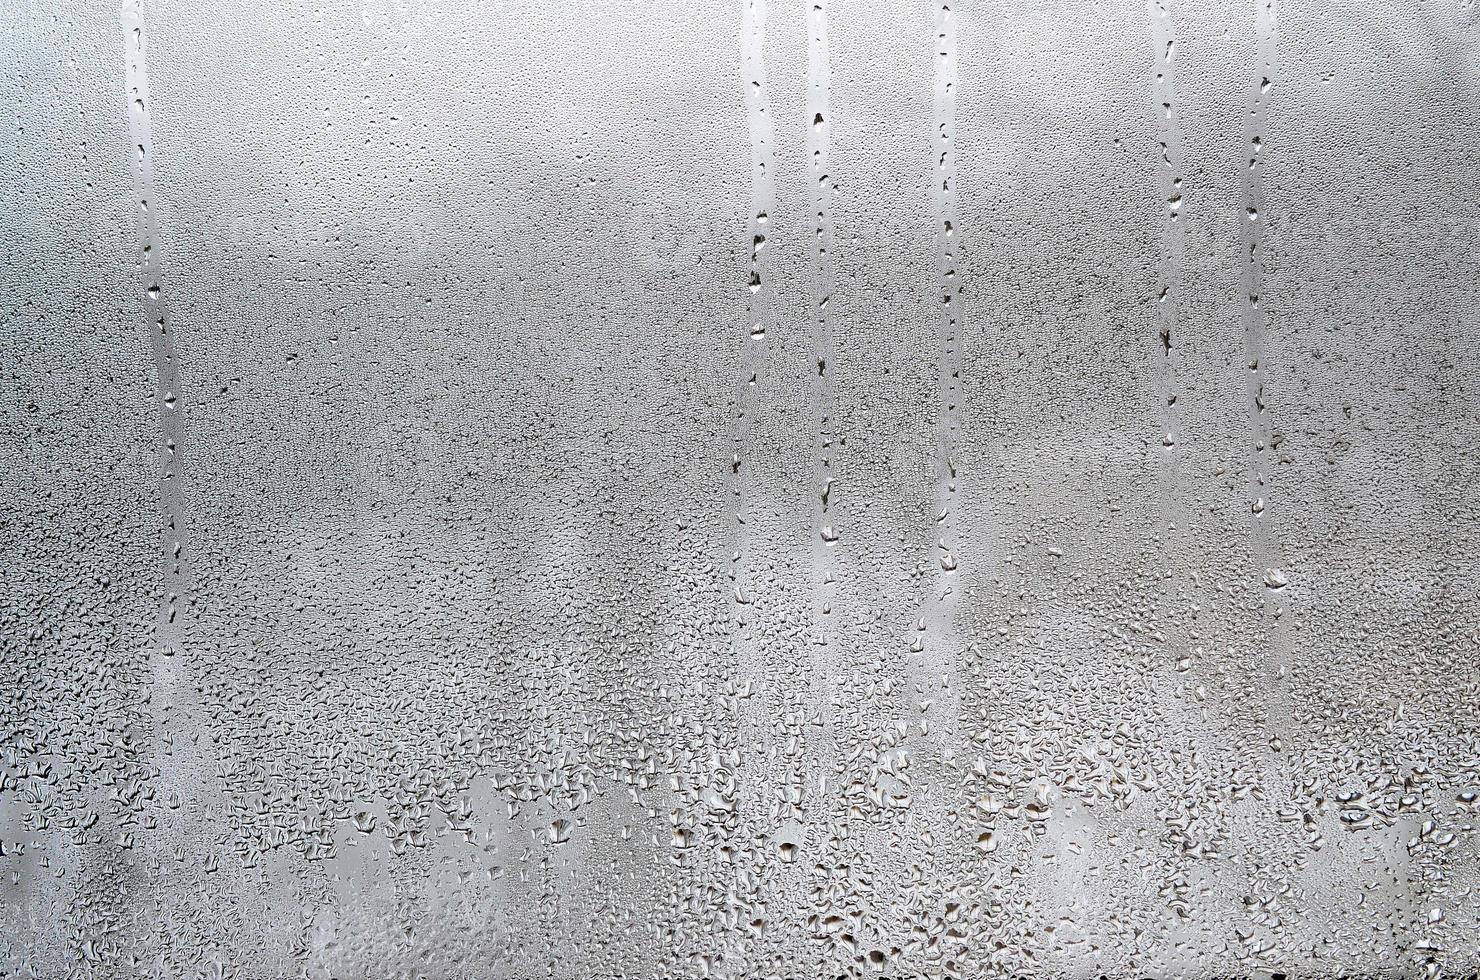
[3,0,1478,977]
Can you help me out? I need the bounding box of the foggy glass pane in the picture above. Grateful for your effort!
[3,0,1479,977]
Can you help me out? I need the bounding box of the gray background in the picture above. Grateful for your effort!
[3,0,1479,977]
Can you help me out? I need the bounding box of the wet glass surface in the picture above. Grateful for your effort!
[3,1,1479,976]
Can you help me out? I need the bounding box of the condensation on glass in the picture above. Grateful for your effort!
[3,0,1479,977]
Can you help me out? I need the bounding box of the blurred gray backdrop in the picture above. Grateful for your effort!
[3,0,1480,977]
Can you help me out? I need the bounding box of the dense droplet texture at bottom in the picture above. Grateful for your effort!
[3,0,1479,977]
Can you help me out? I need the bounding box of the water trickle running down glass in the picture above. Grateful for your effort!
[3,0,1479,977]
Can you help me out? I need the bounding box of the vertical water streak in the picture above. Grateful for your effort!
[807,4,840,692]
[1148,0,1187,465]
[1146,3,1201,688]
[716,0,777,942]
[1239,0,1292,750]
[728,0,775,613]
[912,0,964,759]
[123,0,189,653]
[119,0,234,932]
